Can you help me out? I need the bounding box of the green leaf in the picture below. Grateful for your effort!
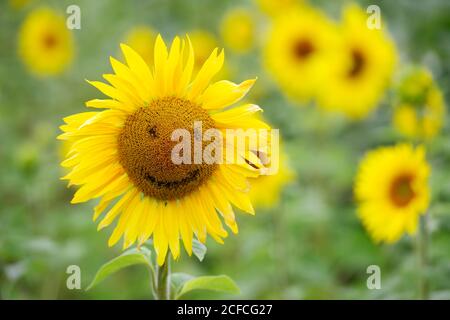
[176,275,240,299]
[192,239,207,262]
[171,272,194,290]
[170,272,194,298]
[86,248,152,291]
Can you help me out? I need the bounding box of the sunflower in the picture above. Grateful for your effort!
[393,68,446,140]
[249,150,295,209]
[317,4,397,119]
[18,7,74,76]
[59,35,270,265]
[220,8,255,54]
[354,144,430,243]
[263,5,336,102]
[124,26,157,66]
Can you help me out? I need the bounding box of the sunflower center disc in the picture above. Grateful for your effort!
[292,38,315,60]
[118,97,217,200]
[43,33,57,49]
[390,174,415,207]
[348,49,365,78]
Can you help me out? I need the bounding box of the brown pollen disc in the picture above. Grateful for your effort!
[348,48,366,78]
[389,174,416,207]
[292,38,315,60]
[118,97,217,200]
[43,33,58,50]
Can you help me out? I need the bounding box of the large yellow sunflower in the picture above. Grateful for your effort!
[317,4,397,119]
[263,5,336,102]
[59,35,270,265]
[354,144,430,243]
[393,68,446,140]
[18,7,74,76]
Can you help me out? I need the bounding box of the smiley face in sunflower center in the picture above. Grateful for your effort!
[118,96,217,200]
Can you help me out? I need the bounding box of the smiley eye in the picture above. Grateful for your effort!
[148,125,158,138]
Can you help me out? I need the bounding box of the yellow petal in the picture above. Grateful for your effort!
[153,202,169,265]
[119,43,154,99]
[98,188,138,230]
[123,197,146,249]
[215,172,255,215]
[178,36,194,96]
[165,37,181,94]
[179,213,193,256]
[61,112,99,131]
[212,104,269,129]
[188,48,224,101]
[138,198,158,245]
[198,187,228,238]
[61,153,80,168]
[109,56,152,103]
[93,196,113,222]
[107,192,141,246]
[70,165,124,203]
[103,74,143,107]
[165,201,180,260]
[85,98,131,113]
[86,80,136,107]
[219,165,250,191]
[200,79,256,110]
[154,34,169,96]
[182,196,206,243]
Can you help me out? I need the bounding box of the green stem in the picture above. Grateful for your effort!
[417,213,429,300]
[154,254,171,300]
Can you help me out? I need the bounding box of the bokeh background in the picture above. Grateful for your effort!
[1,0,449,299]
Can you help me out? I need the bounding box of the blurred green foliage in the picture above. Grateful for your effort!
[0,0,449,299]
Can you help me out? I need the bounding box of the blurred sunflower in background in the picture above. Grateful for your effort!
[123,26,157,66]
[263,5,336,102]
[393,67,446,140]
[354,144,430,243]
[18,7,74,76]
[220,8,256,54]
[59,35,270,265]
[317,4,397,119]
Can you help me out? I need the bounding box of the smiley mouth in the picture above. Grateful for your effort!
[144,169,201,190]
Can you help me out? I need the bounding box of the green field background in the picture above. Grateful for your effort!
[0,0,449,299]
